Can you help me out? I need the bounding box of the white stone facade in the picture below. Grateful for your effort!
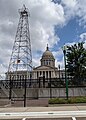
[32,45,64,79]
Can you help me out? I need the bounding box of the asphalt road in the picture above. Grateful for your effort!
[0,105,86,120]
[0,111,86,120]
[1,117,86,120]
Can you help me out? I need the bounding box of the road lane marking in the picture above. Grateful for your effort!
[72,117,76,120]
[22,118,26,120]
[0,111,86,118]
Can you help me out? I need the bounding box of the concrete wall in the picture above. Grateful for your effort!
[38,87,86,98]
[1,87,86,99]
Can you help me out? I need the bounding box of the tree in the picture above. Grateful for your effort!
[66,42,86,85]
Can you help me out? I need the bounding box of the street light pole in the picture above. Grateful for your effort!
[63,45,68,100]
[58,64,61,86]
[58,64,60,80]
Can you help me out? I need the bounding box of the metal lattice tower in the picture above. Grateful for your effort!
[7,5,32,77]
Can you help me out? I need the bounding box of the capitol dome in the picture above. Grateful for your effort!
[42,47,54,59]
[40,44,55,67]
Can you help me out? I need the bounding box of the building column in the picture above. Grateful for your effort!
[35,71,37,79]
[33,72,35,79]
[52,71,55,78]
[38,71,40,78]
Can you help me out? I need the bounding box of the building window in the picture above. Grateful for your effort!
[40,71,42,76]
[46,71,48,78]
[49,71,51,78]
[46,60,48,65]
[49,60,50,65]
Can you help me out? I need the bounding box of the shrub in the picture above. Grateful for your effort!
[49,98,67,104]
[49,97,86,104]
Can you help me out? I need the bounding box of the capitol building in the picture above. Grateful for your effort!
[6,44,64,82]
[32,44,60,79]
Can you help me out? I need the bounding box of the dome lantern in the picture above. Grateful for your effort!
[46,44,49,51]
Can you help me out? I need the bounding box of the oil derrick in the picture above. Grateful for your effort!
[7,5,32,80]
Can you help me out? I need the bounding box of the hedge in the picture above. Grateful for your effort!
[48,97,86,104]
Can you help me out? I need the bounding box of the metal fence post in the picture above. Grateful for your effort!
[24,78,26,107]
[43,76,45,88]
[9,79,12,100]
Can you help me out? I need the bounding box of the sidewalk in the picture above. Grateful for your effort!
[0,105,86,112]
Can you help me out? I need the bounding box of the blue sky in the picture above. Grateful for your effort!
[0,0,86,75]
[54,17,85,47]
[51,16,86,66]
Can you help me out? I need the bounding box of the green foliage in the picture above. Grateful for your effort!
[49,97,86,104]
[49,98,67,104]
[66,42,86,85]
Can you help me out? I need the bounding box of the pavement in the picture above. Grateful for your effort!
[0,104,86,112]
[0,105,86,119]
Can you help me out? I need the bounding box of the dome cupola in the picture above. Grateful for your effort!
[40,44,55,67]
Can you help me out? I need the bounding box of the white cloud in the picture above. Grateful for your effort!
[0,0,86,74]
[61,0,86,27]
[0,0,65,73]
[55,58,64,69]
[62,0,77,7]
[29,0,65,52]
[80,33,86,41]
[32,58,40,68]
[76,0,86,27]
[61,0,77,22]
[52,48,64,69]
[79,33,86,48]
